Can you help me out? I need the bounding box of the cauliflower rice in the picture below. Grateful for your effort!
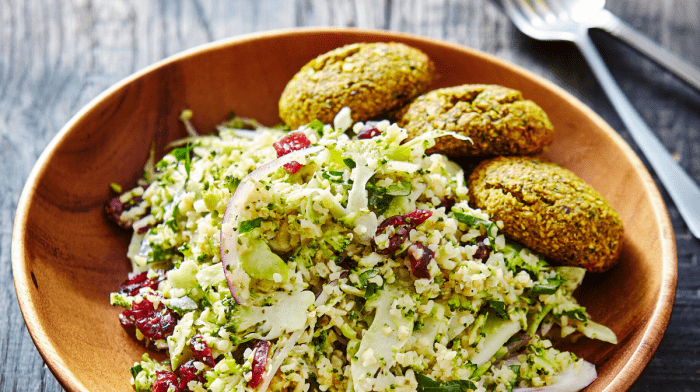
[110,109,616,392]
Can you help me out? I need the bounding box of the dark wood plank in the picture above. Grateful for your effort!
[1,0,698,391]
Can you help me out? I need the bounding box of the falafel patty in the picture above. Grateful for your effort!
[396,84,554,157]
[468,156,624,272]
[279,42,434,129]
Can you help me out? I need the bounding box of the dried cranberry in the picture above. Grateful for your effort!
[273,132,311,157]
[105,191,144,230]
[283,160,303,174]
[177,360,204,391]
[356,124,381,139]
[152,370,179,392]
[473,235,491,262]
[404,209,432,227]
[375,210,432,255]
[273,132,312,174]
[119,270,165,296]
[130,295,179,340]
[248,340,270,388]
[189,334,215,367]
[118,309,136,335]
[407,243,433,279]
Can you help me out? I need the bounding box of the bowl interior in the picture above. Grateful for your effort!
[12,28,676,392]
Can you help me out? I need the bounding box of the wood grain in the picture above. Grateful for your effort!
[2,1,699,391]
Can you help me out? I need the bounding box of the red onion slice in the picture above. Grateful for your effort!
[220,146,323,303]
[512,359,597,392]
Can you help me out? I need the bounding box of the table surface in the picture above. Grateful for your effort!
[2,0,700,391]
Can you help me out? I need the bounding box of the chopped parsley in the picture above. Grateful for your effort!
[239,218,264,233]
[415,373,476,392]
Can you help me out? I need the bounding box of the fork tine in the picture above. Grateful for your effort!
[542,0,571,18]
[529,0,560,23]
[512,0,544,25]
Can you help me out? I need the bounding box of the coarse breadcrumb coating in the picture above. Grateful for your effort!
[279,42,434,129]
[467,156,624,272]
[395,84,554,157]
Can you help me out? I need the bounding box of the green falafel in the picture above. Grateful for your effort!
[278,42,434,129]
[396,84,554,157]
[468,156,624,272]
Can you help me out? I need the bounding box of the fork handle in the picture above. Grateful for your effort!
[594,9,700,92]
[574,32,700,238]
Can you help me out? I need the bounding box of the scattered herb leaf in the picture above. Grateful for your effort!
[531,279,565,295]
[386,181,412,196]
[129,364,143,379]
[453,212,488,227]
[239,218,264,233]
[170,143,194,180]
[358,269,379,287]
[366,186,394,215]
[166,204,180,231]
[415,373,476,392]
[488,299,508,319]
[307,119,324,137]
[358,268,383,298]
[563,308,588,323]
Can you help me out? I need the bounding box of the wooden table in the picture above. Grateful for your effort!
[2,0,699,390]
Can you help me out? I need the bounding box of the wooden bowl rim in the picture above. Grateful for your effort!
[11,27,677,392]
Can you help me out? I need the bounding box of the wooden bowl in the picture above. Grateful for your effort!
[12,28,676,392]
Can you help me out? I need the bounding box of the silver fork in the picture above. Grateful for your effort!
[500,0,700,239]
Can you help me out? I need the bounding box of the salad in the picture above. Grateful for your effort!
[108,108,616,392]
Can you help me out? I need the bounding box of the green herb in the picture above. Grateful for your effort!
[453,212,488,227]
[453,211,497,242]
[385,181,412,196]
[321,171,344,183]
[148,244,175,263]
[364,282,381,298]
[531,278,565,295]
[307,119,324,137]
[366,186,394,215]
[358,268,383,299]
[488,299,508,319]
[343,158,356,169]
[358,269,379,286]
[415,373,476,392]
[239,218,264,233]
[129,364,143,379]
[563,308,588,323]
[166,204,180,231]
[170,143,194,180]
